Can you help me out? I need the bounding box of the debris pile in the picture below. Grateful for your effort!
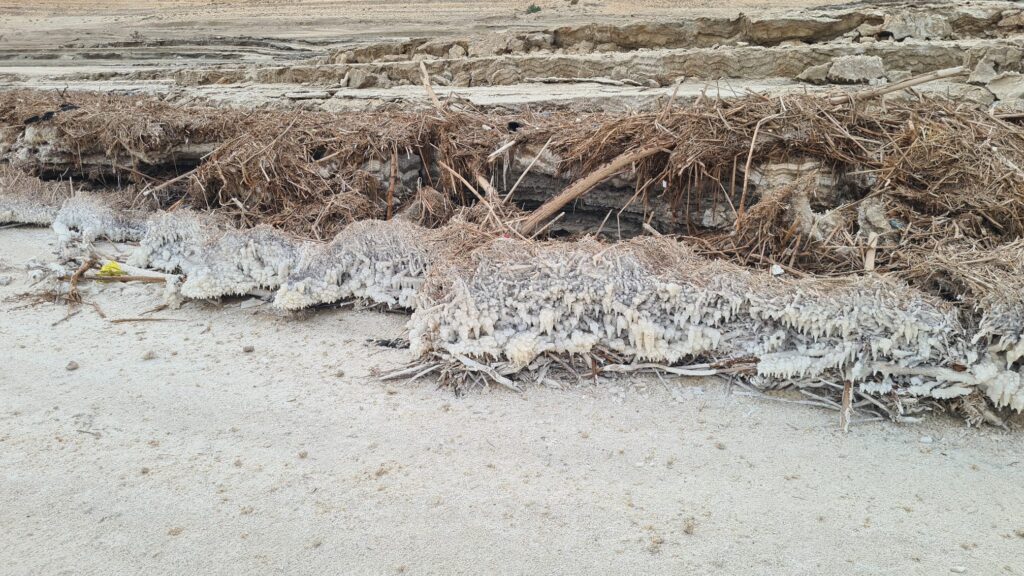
[3,81,1024,423]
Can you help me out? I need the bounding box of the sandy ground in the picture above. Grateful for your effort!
[2,228,1024,575]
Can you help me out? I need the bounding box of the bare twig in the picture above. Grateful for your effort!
[504,136,552,203]
[827,66,967,105]
[59,274,166,283]
[519,146,662,235]
[419,61,443,111]
[840,380,854,433]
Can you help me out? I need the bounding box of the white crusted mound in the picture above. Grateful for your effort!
[273,219,433,310]
[51,193,146,250]
[127,210,304,300]
[179,224,305,299]
[408,237,1022,411]
[128,209,228,273]
[128,213,437,305]
[0,189,59,225]
[130,214,474,308]
[967,242,1024,367]
[0,167,70,225]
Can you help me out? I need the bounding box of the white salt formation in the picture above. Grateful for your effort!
[408,236,1023,411]
[51,193,147,254]
[0,187,60,225]
[918,241,1024,412]
[130,213,436,305]
[274,219,433,310]
[129,210,300,300]
[178,225,304,299]
[128,210,228,273]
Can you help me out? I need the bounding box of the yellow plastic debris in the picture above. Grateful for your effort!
[98,261,126,277]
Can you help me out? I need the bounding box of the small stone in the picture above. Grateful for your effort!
[298,450,308,459]
[770,264,785,276]
[142,350,156,361]
[950,567,966,574]
[334,369,346,378]
[65,361,79,371]
[347,68,380,89]
[283,91,330,100]
[239,298,264,309]
[856,22,882,37]
[796,63,830,85]
[987,72,1024,101]
[881,12,951,41]
[968,60,998,86]
[998,12,1024,28]
[574,40,595,54]
[242,345,255,353]
[447,44,467,59]
[827,55,885,84]
[919,436,934,444]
